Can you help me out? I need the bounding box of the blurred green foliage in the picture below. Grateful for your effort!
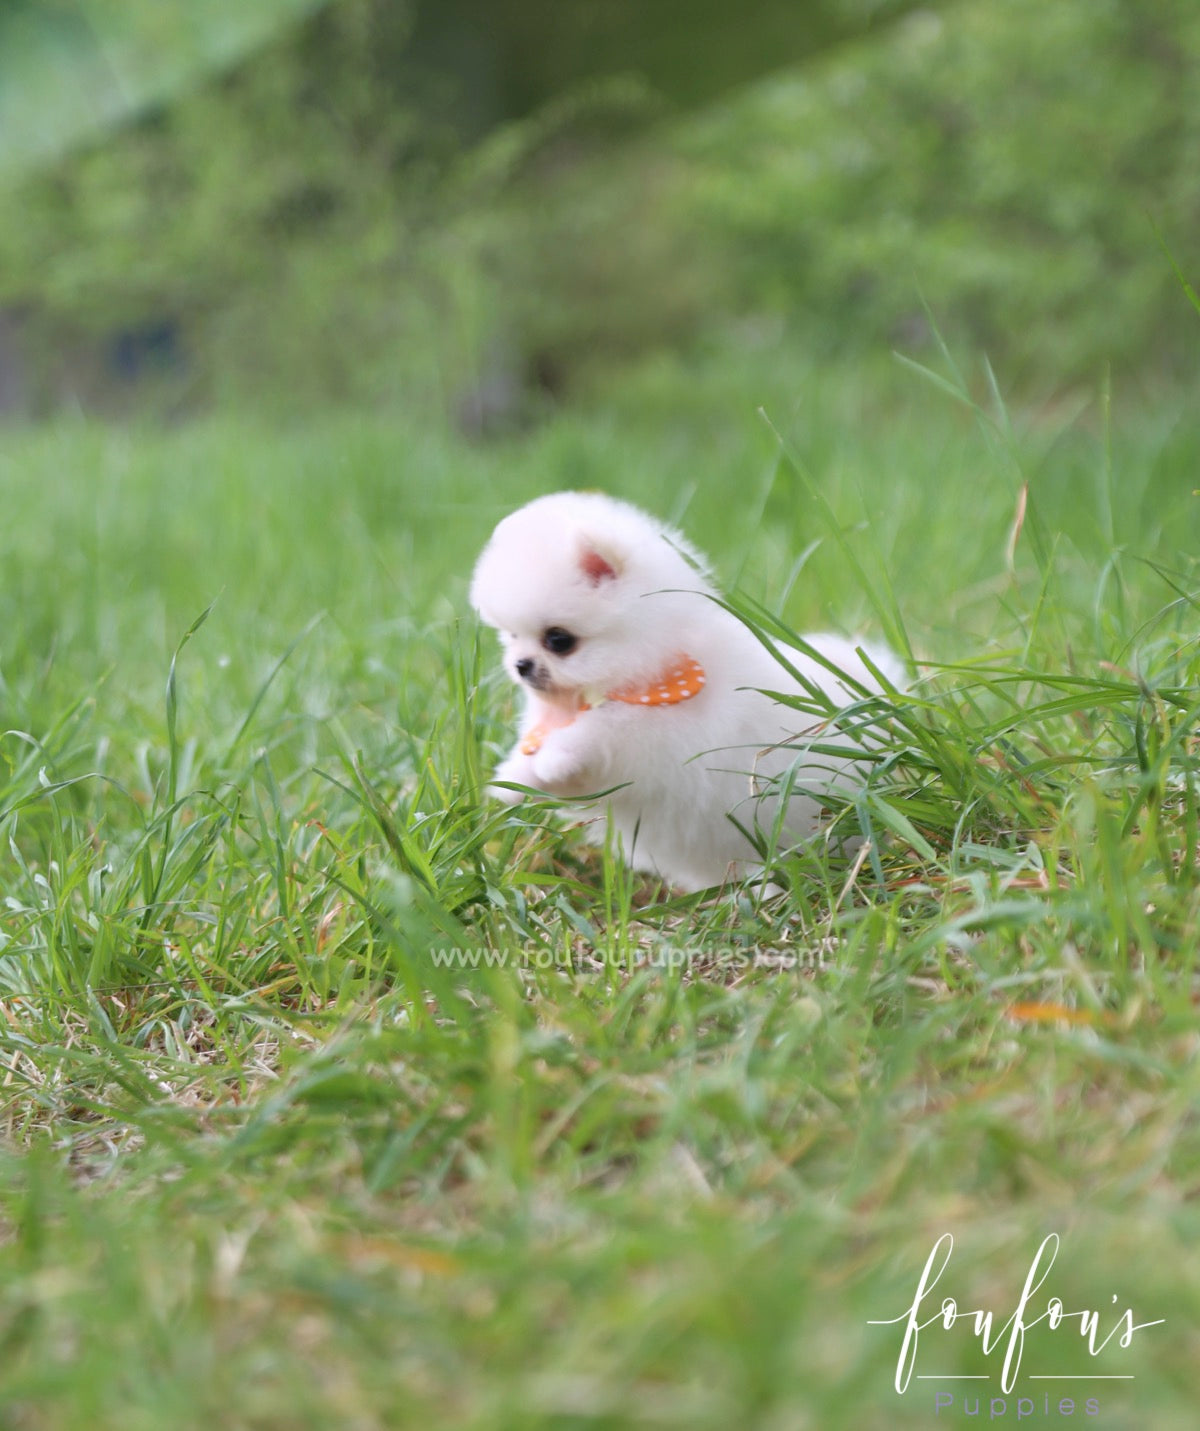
[676,0,1200,385]
[0,0,1196,417]
[0,0,326,179]
[403,0,928,132]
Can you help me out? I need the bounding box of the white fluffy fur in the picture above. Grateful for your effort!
[470,491,904,892]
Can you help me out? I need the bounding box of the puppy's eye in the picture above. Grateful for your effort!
[542,627,578,656]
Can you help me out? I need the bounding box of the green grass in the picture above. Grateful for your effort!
[1,350,1199,1428]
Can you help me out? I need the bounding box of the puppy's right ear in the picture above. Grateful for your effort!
[576,538,623,586]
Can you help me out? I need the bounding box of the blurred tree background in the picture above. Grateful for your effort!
[0,0,1196,422]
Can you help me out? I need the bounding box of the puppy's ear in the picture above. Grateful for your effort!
[576,537,623,586]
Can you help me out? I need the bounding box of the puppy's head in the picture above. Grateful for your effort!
[470,492,711,708]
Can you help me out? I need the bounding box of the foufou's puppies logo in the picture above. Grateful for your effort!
[868,1233,1164,1402]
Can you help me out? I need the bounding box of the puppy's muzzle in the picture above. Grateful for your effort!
[514,657,550,691]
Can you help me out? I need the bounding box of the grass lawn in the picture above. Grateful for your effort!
[1,347,1198,1428]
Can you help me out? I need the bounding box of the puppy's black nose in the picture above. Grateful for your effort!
[515,657,536,681]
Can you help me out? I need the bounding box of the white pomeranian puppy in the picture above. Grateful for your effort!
[470,491,904,892]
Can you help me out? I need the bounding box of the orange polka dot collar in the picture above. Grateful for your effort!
[605,654,707,707]
[519,654,706,755]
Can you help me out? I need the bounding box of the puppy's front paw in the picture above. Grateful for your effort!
[487,727,596,802]
[489,751,538,804]
[529,730,593,796]
[530,747,583,792]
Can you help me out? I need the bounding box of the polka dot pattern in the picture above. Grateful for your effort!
[607,655,706,707]
[517,655,705,754]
